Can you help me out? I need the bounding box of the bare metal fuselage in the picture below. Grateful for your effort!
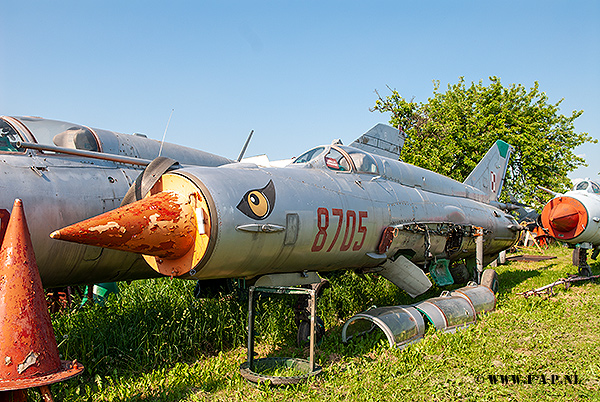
[149,147,518,281]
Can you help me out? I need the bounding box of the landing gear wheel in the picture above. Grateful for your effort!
[293,278,329,347]
[449,263,471,284]
[575,248,592,277]
[481,269,499,294]
[579,265,592,277]
[297,317,325,347]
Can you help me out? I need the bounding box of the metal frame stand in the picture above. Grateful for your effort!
[247,285,317,373]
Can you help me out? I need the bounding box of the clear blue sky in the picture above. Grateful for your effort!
[1,1,598,180]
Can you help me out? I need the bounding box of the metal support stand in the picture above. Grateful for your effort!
[241,284,322,385]
[247,285,317,372]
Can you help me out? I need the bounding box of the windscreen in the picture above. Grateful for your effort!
[292,146,325,164]
[0,119,24,152]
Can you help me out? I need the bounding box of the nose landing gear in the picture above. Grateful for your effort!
[294,278,329,346]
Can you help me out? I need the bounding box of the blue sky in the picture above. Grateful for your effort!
[1,1,599,180]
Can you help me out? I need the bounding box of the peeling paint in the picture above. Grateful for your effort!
[51,190,198,260]
[148,213,178,231]
[88,221,121,234]
[17,351,38,374]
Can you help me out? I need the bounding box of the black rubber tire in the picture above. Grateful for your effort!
[579,265,592,277]
[297,317,325,347]
[120,156,178,206]
[481,268,499,294]
[449,263,471,284]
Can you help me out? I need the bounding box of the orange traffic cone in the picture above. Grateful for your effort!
[0,199,83,401]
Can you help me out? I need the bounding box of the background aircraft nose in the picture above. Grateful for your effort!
[541,196,587,240]
[548,203,579,232]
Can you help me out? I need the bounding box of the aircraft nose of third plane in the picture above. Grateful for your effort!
[541,196,588,240]
[549,203,579,232]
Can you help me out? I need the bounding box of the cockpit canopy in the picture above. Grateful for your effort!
[0,116,100,153]
[292,145,379,175]
[574,179,600,194]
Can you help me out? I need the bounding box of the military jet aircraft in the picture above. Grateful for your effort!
[0,115,233,287]
[540,178,600,276]
[51,132,521,298]
[0,116,404,290]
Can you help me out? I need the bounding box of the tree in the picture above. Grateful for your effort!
[372,77,595,208]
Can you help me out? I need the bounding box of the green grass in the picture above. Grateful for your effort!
[34,245,600,401]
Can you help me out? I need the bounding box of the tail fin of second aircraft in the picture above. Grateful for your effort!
[463,140,513,202]
[350,124,405,160]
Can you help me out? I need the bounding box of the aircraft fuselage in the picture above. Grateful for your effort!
[158,159,519,280]
[52,143,520,285]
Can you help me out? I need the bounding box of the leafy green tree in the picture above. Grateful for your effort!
[372,77,594,208]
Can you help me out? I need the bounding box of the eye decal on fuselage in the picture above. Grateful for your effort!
[236,180,276,220]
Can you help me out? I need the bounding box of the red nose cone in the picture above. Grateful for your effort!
[548,203,579,232]
[541,196,587,240]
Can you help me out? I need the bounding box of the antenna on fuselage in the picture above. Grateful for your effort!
[158,109,174,157]
[237,130,254,162]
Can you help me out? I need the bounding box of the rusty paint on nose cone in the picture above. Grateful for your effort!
[541,196,588,240]
[0,199,83,392]
[51,174,213,278]
[51,191,197,260]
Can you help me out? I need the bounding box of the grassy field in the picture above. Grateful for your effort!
[36,244,600,401]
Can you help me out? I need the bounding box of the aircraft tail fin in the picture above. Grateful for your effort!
[350,124,405,160]
[463,140,513,202]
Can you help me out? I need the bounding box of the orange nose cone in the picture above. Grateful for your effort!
[541,196,588,240]
[548,203,579,232]
[50,191,197,260]
[0,199,83,391]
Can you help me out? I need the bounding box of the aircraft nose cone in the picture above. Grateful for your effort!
[549,203,579,232]
[50,174,214,279]
[541,196,587,240]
